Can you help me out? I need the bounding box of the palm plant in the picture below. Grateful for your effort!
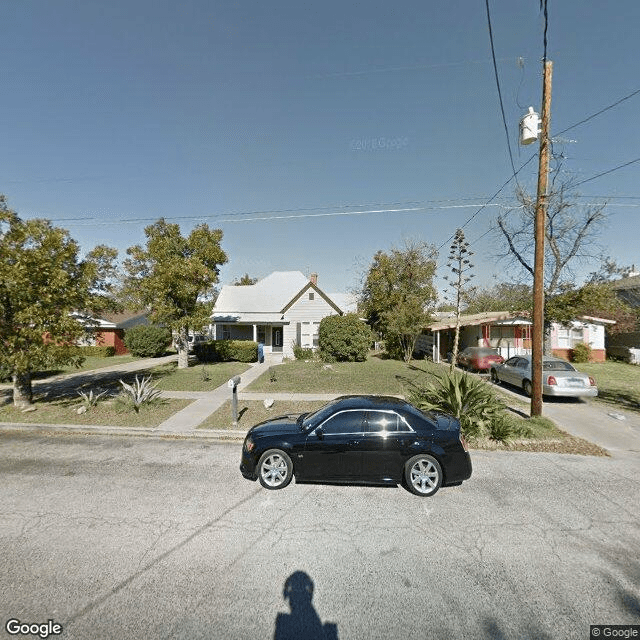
[410,371,507,439]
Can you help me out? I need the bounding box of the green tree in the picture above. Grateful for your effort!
[361,240,437,362]
[233,273,258,286]
[0,196,118,408]
[122,218,227,368]
[462,282,532,315]
[546,282,638,334]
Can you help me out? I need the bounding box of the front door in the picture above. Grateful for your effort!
[272,327,283,352]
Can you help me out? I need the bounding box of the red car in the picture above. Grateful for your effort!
[457,347,504,372]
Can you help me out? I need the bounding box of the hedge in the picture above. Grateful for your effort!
[124,325,172,358]
[78,345,116,358]
[194,340,258,363]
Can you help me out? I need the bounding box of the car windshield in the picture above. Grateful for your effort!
[301,399,344,430]
[543,360,575,371]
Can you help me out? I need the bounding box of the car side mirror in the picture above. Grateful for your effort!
[315,427,324,439]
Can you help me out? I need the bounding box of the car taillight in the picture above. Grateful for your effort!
[589,376,596,386]
[547,376,557,385]
[459,433,469,452]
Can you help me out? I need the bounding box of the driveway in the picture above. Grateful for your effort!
[488,375,640,459]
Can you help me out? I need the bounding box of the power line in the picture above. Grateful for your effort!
[438,152,538,250]
[485,0,519,183]
[574,157,640,187]
[52,202,520,228]
[554,88,640,136]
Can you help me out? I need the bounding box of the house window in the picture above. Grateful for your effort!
[257,326,266,344]
[309,292,315,301]
[301,321,313,348]
[557,326,584,348]
[222,325,231,340]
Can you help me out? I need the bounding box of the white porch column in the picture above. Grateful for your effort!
[253,324,257,341]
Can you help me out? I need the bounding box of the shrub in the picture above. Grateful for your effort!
[293,345,315,361]
[409,371,507,440]
[571,342,592,363]
[194,340,258,363]
[124,325,172,358]
[78,345,116,357]
[318,314,372,362]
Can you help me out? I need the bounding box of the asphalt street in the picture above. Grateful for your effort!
[1,432,638,640]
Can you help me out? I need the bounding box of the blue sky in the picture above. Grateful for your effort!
[3,0,639,297]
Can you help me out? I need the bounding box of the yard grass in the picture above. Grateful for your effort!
[576,361,640,412]
[0,396,193,428]
[149,361,252,392]
[246,356,439,395]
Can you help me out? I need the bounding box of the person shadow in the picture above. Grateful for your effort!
[273,571,339,640]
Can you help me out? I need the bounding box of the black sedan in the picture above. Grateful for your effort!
[240,396,472,497]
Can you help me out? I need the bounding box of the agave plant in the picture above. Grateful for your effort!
[410,371,507,439]
[118,375,163,413]
[77,388,108,409]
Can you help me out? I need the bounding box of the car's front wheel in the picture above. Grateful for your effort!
[257,449,293,490]
[405,454,442,497]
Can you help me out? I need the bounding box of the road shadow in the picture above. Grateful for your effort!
[273,571,338,640]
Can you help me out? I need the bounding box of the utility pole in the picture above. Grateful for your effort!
[531,60,553,417]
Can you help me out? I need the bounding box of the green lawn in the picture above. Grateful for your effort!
[245,356,444,396]
[576,361,640,412]
[0,397,193,428]
[149,361,252,392]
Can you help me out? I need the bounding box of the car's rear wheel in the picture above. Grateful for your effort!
[405,454,442,497]
[523,380,533,397]
[491,369,500,384]
[257,449,293,490]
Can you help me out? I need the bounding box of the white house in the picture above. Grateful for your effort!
[211,271,357,359]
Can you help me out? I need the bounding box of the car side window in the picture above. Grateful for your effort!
[319,410,366,435]
[366,411,399,433]
[505,357,519,366]
[516,359,528,369]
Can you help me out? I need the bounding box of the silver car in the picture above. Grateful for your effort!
[490,355,598,398]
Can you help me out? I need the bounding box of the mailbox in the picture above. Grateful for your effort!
[227,375,241,389]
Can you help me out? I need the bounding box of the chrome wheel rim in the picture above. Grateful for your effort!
[410,459,439,495]
[260,454,288,487]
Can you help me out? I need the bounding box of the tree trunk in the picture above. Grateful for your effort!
[176,326,190,369]
[13,371,34,409]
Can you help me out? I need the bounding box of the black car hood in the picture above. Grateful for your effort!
[249,416,301,437]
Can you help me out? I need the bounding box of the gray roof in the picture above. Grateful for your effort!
[214,271,309,314]
[213,271,357,319]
